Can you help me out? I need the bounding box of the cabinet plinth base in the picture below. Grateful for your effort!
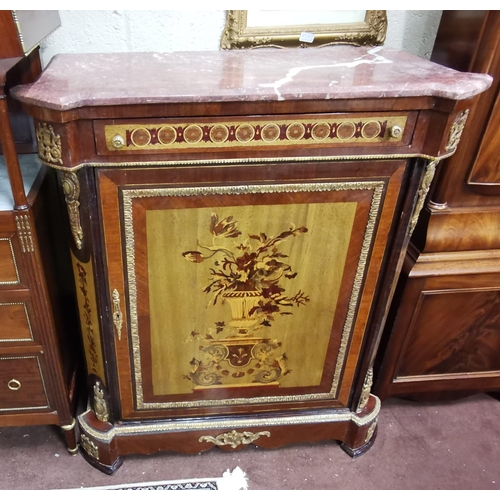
[340,426,378,458]
[76,395,380,474]
[79,443,124,475]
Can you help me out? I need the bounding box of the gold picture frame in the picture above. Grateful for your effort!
[220,10,388,50]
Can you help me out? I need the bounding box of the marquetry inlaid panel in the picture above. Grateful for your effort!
[119,180,384,411]
[70,254,106,382]
[148,202,357,396]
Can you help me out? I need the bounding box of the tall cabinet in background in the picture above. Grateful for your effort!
[375,11,500,401]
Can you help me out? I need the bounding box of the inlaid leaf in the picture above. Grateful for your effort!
[182,251,204,263]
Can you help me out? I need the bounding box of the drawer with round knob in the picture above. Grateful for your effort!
[0,355,50,412]
[94,112,417,157]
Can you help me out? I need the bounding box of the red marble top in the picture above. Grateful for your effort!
[12,46,493,111]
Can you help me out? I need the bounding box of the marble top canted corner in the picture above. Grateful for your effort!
[12,46,493,111]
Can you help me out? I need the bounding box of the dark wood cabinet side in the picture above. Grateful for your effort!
[374,11,500,402]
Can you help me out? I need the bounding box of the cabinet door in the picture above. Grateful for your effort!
[97,159,407,419]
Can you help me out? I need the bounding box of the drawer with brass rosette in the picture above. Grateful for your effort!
[96,112,416,155]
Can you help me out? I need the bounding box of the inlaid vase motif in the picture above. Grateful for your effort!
[182,212,309,388]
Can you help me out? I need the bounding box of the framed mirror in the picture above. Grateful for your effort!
[221,10,387,49]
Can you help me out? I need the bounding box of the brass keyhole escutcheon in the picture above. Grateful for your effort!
[112,289,123,340]
[7,379,21,391]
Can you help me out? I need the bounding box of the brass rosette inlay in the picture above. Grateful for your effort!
[260,123,280,142]
[209,124,229,143]
[131,127,151,147]
[361,121,382,139]
[235,124,255,142]
[311,122,331,140]
[158,125,177,145]
[184,124,203,144]
[104,116,407,152]
[286,122,305,140]
[337,122,356,140]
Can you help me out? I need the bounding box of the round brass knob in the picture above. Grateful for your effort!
[390,125,403,139]
[111,134,125,149]
[7,379,21,391]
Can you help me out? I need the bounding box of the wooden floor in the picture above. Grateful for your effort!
[0,393,499,490]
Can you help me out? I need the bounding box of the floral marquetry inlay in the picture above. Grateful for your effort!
[76,263,99,372]
[182,212,309,389]
[71,256,106,383]
[104,116,408,152]
[123,180,385,410]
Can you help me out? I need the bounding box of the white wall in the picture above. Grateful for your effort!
[39,10,443,68]
[385,10,443,59]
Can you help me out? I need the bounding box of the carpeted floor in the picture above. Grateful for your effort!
[0,393,499,490]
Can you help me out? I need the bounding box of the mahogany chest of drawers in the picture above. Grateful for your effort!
[0,49,78,453]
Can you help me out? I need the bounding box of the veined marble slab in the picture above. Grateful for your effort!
[12,46,492,111]
[0,154,41,210]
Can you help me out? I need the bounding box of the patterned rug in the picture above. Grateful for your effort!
[85,467,248,490]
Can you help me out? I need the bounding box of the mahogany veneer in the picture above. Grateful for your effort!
[12,46,491,473]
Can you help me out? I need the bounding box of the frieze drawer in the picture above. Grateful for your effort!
[94,112,417,156]
[0,355,50,412]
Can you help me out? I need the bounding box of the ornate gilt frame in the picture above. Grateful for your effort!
[220,10,387,49]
